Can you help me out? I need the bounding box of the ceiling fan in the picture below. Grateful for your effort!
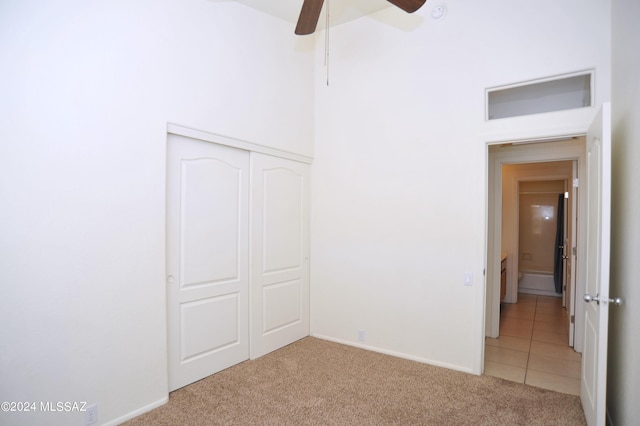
[295,0,427,35]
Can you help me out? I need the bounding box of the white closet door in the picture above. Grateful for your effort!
[250,153,310,359]
[167,134,249,391]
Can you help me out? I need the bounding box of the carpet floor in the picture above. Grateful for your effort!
[124,337,586,425]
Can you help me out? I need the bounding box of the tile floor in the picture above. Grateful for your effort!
[484,293,582,395]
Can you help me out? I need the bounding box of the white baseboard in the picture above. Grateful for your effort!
[310,333,474,375]
[103,396,169,426]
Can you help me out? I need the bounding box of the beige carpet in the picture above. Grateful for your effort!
[125,337,585,425]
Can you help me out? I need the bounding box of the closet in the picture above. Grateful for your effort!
[166,132,310,391]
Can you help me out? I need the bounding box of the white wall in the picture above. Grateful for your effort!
[0,1,313,425]
[311,0,610,374]
[0,0,623,423]
[608,0,640,423]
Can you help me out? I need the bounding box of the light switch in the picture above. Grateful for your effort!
[464,273,473,286]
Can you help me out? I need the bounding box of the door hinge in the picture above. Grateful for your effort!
[573,178,579,188]
[572,247,577,256]
[571,315,575,324]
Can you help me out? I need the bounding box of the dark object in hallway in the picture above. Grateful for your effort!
[554,193,565,294]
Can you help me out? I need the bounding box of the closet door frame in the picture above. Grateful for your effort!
[166,124,312,388]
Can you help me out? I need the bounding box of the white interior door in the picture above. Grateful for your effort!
[167,134,249,391]
[581,103,611,426]
[250,153,310,359]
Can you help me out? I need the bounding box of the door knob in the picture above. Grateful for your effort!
[584,293,599,304]
[609,297,623,306]
[583,293,623,306]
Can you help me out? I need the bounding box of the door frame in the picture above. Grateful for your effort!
[485,137,587,352]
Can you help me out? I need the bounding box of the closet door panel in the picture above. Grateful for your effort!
[250,153,310,359]
[167,134,249,391]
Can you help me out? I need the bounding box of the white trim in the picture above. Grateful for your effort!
[510,134,584,145]
[481,121,595,146]
[311,334,475,375]
[167,123,314,165]
[484,131,586,147]
[486,69,594,93]
[485,138,587,353]
[103,396,169,426]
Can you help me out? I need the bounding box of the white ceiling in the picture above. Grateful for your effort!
[235,0,392,29]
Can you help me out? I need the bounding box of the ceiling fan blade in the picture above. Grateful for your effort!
[295,0,325,35]
[386,0,427,13]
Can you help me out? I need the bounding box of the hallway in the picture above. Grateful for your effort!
[484,294,581,395]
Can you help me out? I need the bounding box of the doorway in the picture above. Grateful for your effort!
[508,171,571,305]
[484,137,586,393]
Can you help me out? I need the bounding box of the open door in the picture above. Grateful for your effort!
[581,103,612,425]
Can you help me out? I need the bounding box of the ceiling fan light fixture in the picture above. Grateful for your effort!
[294,0,428,35]
[430,4,447,20]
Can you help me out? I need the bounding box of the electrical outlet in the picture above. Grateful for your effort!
[357,330,366,342]
[85,404,97,426]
